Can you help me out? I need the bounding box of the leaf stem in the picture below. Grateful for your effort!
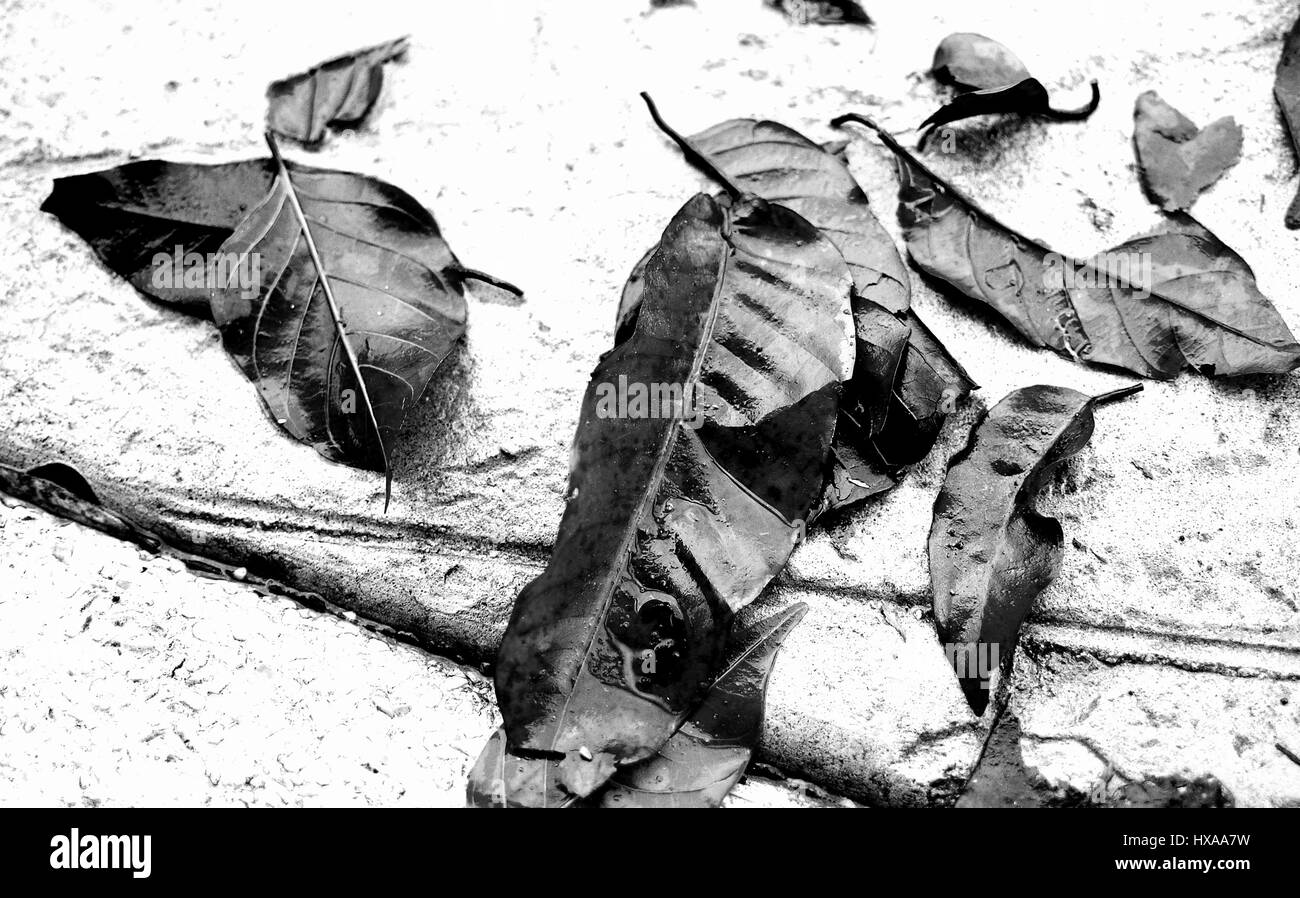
[831,112,959,196]
[1091,383,1143,406]
[640,92,744,201]
[264,131,393,510]
[1044,80,1101,121]
[445,264,524,298]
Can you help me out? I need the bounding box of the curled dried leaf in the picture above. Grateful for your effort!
[919,78,1100,145]
[267,37,409,147]
[932,33,1030,92]
[930,384,1140,713]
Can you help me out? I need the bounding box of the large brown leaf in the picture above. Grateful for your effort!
[480,101,855,805]
[835,114,1300,379]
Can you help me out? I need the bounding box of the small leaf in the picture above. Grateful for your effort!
[1274,15,1300,228]
[919,78,1100,144]
[765,0,871,27]
[929,383,1140,713]
[486,97,854,805]
[594,603,808,808]
[42,154,519,500]
[1133,91,1242,213]
[267,37,408,147]
[931,33,1030,92]
[834,114,1300,379]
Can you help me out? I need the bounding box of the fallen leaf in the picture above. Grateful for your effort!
[465,727,576,808]
[1133,90,1242,213]
[266,37,408,147]
[483,97,854,806]
[833,114,1300,379]
[614,116,972,517]
[931,33,1030,92]
[0,463,158,550]
[211,135,479,504]
[594,603,807,808]
[1275,15,1300,228]
[41,158,284,314]
[765,0,871,26]
[929,383,1140,713]
[466,603,807,809]
[42,153,519,495]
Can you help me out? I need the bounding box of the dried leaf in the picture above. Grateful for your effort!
[0,462,159,550]
[480,98,854,806]
[266,37,408,147]
[211,135,477,503]
[467,603,807,809]
[765,0,871,27]
[1133,91,1242,213]
[919,78,1100,143]
[594,603,807,808]
[1275,15,1300,228]
[41,158,284,314]
[465,728,575,808]
[834,114,1300,379]
[931,33,1030,92]
[42,152,519,497]
[614,116,972,517]
[929,384,1140,713]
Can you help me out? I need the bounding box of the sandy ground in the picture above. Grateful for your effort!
[0,497,851,807]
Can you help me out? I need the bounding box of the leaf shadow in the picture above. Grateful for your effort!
[387,339,477,482]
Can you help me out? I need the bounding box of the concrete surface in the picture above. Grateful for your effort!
[0,498,852,807]
[1,0,1298,805]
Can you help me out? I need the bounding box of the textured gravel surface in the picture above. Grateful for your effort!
[0,498,851,807]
